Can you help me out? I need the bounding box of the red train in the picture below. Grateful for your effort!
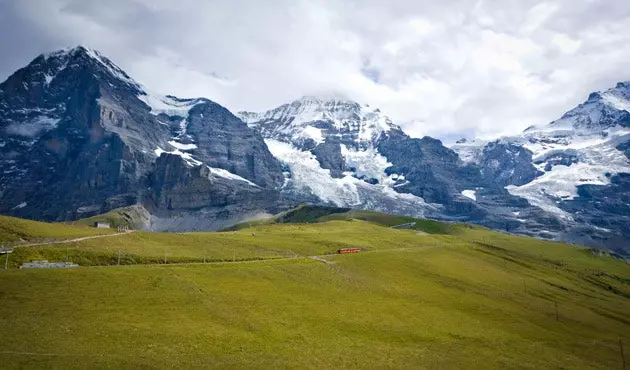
[337,248,361,254]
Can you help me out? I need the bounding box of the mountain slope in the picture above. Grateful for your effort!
[0,46,284,227]
[240,97,565,242]
[1,46,629,253]
[452,81,630,252]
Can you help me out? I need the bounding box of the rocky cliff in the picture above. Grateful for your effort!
[0,47,283,228]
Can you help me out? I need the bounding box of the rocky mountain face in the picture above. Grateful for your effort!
[239,97,564,242]
[241,86,630,255]
[0,47,283,228]
[452,82,630,253]
[1,47,629,255]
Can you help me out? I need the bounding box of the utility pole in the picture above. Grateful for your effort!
[620,339,626,370]
[232,250,236,263]
[5,252,8,270]
[164,248,168,264]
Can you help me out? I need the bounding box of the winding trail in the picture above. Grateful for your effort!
[16,230,135,248]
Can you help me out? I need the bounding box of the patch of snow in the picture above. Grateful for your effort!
[461,190,477,201]
[12,202,27,210]
[154,147,202,167]
[5,116,60,137]
[207,166,258,187]
[44,74,53,86]
[299,126,325,144]
[450,139,487,164]
[601,91,630,112]
[138,93,202,117]
[168,140,197,151]
[138,92,204,138]
[265,139,436,215]
[265,139,361,206]
[340,144,394,184]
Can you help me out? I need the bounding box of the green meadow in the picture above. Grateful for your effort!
[0,208,628,369]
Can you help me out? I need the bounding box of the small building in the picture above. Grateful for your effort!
[93,221,111,229]
[338,248,361,254]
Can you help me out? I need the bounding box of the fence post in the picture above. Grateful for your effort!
[621,339,626,370]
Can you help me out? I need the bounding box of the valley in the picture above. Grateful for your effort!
[0,209,629,368]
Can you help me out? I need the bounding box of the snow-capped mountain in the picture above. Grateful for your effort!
[239,97,440,217]
[240,97,563,241]
[452,82,630,251]
[1,46,629,254]
[240,96,397,148]
[0,46,283,228]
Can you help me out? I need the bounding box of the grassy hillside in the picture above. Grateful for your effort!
[5,220,451,268]
[226,204,472,235]
[0,210,628,368]
[0,215,115,245]
[1,238,628,368]
[75,205,150,229]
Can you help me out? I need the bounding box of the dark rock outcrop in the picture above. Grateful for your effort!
[479,141,542,186]
[0,47,283,225]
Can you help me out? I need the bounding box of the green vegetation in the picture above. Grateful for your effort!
[0,209,628,368]
[223,204,350,230]
[0,215,114,245]
[5,220,447,268]
[75,205,150,229]
[226,204,471,234]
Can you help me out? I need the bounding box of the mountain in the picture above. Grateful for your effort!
[239,97,562,240]
[1,47,629,255]
[242,86,630,255]
[452,82,630,251]
[0,46,284,229]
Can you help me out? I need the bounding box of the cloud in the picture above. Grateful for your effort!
[1,0,630,141]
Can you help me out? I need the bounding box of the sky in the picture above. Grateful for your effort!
[1,0,629,141]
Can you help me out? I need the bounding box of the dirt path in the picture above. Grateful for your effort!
[17,231,135,248]
[87,255,305,269]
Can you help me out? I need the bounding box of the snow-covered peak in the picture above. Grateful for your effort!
[38,46,143,92]
[524,81,630,137]
[240,96,362,125]
[239,96,399,147]
[600,81,630,112]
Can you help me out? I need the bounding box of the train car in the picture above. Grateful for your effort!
[337,248,361,254]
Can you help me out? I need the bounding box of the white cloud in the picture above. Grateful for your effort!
[2,0,630,141]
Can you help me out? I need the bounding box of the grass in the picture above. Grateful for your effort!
[0,215,115,245]
[5,220,446,268]
[0,243,628,368]
[75,205,150,229]
[225,205,472,235]
[0,210,629,368]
